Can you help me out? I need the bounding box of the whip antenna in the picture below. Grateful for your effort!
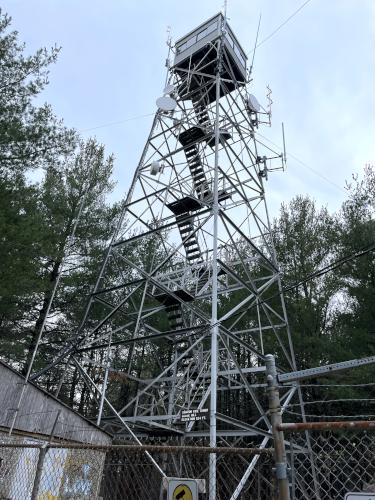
[249,13,262,79]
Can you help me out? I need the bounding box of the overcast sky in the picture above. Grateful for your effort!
[3,0,375,217]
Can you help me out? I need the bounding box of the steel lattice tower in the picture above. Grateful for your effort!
[32,13,313,498]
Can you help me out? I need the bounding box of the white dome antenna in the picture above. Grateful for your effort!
[248,94,261,113]
[156,95,177,112]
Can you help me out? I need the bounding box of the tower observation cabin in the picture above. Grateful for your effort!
[173,13,247,103]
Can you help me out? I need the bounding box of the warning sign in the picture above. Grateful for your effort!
[173,483,193,500]
[165,477,200,500]
[180,408,208,422]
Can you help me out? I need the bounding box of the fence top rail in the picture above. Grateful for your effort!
[0,442,274,455]
[279,420,375,433]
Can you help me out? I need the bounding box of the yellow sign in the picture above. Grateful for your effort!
[173,483,193,500]
[38,493,58,500]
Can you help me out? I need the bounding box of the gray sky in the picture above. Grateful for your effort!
[3,0,375,217]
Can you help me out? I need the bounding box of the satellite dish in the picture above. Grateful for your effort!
[163,84,175,95]
[248,94,261,113]
[156,95,177,112]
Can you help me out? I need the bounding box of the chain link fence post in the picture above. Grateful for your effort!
[265,354,290,500]
[30,444,47,500]
[289,434,296,500]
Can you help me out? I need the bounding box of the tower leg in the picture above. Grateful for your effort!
[209,51,222,500]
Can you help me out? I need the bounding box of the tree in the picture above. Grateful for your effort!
[0,6,78,367]
[0,173,46,364]
[0,9,76,177]
[327,166,375,408]
[273,195,341,369]
[23,139,119,378]
[335,165,375,356]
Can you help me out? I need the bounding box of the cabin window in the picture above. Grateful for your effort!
[197,28,208,41]
[234,45,246,67]
[185,36,196,49]
[178,20,219,52]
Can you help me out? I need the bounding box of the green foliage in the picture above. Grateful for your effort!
[273,185,375,416]
[328,166,375,390]
[0,10,76,175]
[273,195,342,368]
[27,139,120,374]
[0,174,45,360]
[0,10,119,380]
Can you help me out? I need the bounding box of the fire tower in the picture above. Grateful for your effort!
[33,13,310,499]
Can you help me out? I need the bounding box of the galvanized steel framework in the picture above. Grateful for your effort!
[32,13,315,498]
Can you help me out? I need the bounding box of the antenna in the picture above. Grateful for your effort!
[156,95,177,112]
[164,25,173,86]
[248,13,262,79]
[166,25,172,48]
[266,84,273,119]
[223,0,228,18]
[248,94,261,113]
[282,122,287,167]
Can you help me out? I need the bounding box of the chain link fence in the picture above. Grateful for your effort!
[1,429,374,499]
[247,427,375,500]
[0,441,274,499]
[101,445,274,499]
[287,429,375,499]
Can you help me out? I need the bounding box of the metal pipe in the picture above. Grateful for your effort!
[0,442,274,454]
[54,358,70,398]
[265,354,290,500]
[209,28,223,500]
[279,420,375,432]
[97,331,113,426]
[31,444,47,500]
[48,410,61,443]
[230,436,270,500]
[231,385,296,498]
[278,355,375,384]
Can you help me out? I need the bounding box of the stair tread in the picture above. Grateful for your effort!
[167,197,203,216]
[154,289,194,305]
[179,127,206,147]
[184,239,198,245]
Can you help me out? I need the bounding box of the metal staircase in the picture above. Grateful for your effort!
[192,92,211,128]
[176,214,203,265]
[165,304,184,330]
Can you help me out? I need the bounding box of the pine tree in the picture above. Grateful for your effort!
[273,195,341,369]
[23,139,119,377]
